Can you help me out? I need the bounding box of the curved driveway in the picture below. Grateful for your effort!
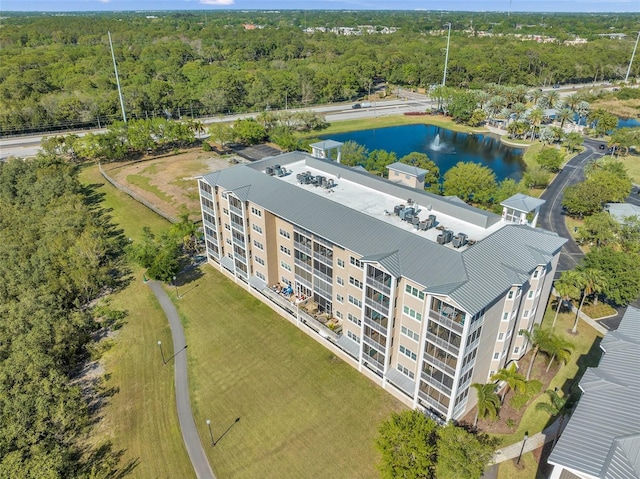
[537,138,606,273]
[148,280,216,479]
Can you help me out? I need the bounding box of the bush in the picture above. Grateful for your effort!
[202,141,212,151]
[509,380,542,410]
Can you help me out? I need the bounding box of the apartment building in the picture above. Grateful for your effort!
[197,146,566,423]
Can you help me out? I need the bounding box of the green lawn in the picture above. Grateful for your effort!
[173,268,405,479]
[79,165,195,478]
[622,153,640,184]
[80,164,405,478]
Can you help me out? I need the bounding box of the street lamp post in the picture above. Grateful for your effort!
[157,340,166,364]
[442,23,452,87]
[517,432,529,465]
[173,275,179,299]
[206,419,215,446]
[625,30,640,83]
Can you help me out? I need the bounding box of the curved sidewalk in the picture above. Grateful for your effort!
[148,280,216,479]
[493,417,564,464]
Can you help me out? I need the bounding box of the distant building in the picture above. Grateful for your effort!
[605,203,640,225]
[547,306,640,479]
[197,145,565,422]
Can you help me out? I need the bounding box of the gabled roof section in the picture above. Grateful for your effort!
[501,193,545,213]
[229,185,251,202]
[360,251,401,278]
[310,140,343,150]
[386,161,428,178]
[548,306,640,479]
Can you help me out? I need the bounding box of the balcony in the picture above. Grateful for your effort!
[366,277,391,296]
[428,309,464,333]
[364,316,388,336]
[294,241,312,256]
[229,204,243,216]
[365,296,390,315]
[425,331,460,356]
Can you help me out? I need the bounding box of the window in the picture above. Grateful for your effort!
[403,305,422,322]
[502,312,509,321]
[256,271,265,281]
[279,228,290,239]
[489,370,496,377]
[280,261,291,272]
[507,290,514,300]
[281,277,291,286]
[336,294,344,303]
[493,352,500,360]
[523,310,530,318]
[251,207,262,217]
[280,245,291,256]
[255,257,265,266]
[337,258,345,268]
[349,277,363,289]
[349,256,362,268]
[253,240,264,251]
[348,295,362,308]
[224,223,231,231]
[347,330,361,344]
[401,325,420,342]
[533,269,540,279]
[225,238,232,245]
[222,207,229,215]
[336,277,344,286]
[398,363,415,380]
[335,311,343,319]
[518,329,524,336]
[405,284,425,300]
[252,224,263,234]
[348,313,361,326]
[498,332,504,341]
[399,345,417,361]
[528,291,534,299]
[514,347,520,354]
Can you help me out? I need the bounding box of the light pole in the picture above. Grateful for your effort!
[517,432,529,465]
[442,23,452,87]
[108,31,127,123]
[173,275,179,299]
[625,30,640,83]
[206,419,215,446]
[157,340,166,364]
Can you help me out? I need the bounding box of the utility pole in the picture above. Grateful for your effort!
[442,23,452,87]
[108,31,127,123]
[625,31,640,83]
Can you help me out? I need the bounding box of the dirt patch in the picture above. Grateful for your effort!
[591,98,640,118]
[460,351,557,435]
[104,148,245,221]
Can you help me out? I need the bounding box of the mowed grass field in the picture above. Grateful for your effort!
[80,164,405,478]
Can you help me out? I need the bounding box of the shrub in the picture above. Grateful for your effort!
[509,380,542,410]
[202,141,212,151]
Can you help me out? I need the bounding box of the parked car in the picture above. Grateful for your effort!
[599,144,606,150]
[553,84,560,89]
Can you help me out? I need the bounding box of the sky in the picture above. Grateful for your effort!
[0,0,638,13]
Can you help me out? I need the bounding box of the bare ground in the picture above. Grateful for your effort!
[104,148,246,221]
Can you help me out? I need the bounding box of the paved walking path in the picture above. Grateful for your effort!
[148,280,216,479]
[492,417,563,464]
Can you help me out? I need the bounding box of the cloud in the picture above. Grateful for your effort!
[199,0,234,4]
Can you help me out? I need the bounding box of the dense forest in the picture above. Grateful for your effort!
[0,10,639,135]
[0,157,127,477]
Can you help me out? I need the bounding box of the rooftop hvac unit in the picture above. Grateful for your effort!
[275,167,284,177]
[296,173,305,182]
[399,207,415,221]
[412,216,420,226]
[394,204,405,216]
[327,179,335,188]
[274,164,281,169]
[315,175,325,187]
[266,166,275,176]
[407,198,413,205]
[453,233,468,248]
[437,229,453,245]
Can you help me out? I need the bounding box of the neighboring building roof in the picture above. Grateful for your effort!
[501,193,546,213]
[386,161,428,178]
[201,154,565,313]
[605,203,640,224]
[548,306,640,479]
[310,140,343,150]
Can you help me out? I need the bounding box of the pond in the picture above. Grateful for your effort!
[322,124,525,182]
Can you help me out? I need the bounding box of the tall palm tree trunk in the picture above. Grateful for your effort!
[546,353,557,373]
[572,291,587,334]
[526,345,539,381]
[551,296,562,330]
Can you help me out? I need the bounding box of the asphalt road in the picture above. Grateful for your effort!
[537,138,606,273]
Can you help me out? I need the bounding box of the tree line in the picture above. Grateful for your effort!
[1,11,638,135]
[0,157,128,477]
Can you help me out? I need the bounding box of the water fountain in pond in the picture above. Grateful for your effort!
[430,133,443,151]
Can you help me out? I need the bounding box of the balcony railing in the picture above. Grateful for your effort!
[418,391,449,416]
[422,354,456,377]
[420,371,452,395]
[365,296,390,315]
[363,334,386,352]
[425,332,460,356]
[366,277,391,296]
[428,310,464,334]
[294,241,312,256]
[298,309,343,342]
[364,316,388,336]
[230,220,244,233]
[229,204,243,216]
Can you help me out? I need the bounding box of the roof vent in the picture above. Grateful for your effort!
[437,229,454,245]
[452,233,468,248]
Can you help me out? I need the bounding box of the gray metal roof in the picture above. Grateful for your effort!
[501,193,546,213]
[310,140,343,150]
[202,159,565,314]
[548,306,640,479]
[386,161,428,178]
[605,203,640,224]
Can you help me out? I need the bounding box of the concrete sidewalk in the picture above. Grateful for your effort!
[493,417,563,464]
[148,280,216,479]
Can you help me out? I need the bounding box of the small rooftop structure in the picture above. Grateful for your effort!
[500,193,546,228]
[386,161,429,190]
[605,203,640,225]
[310,140,343,163]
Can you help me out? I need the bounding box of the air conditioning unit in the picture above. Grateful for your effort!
[437,229,453,245]
[394,204,405,216]
[452,233,468,248]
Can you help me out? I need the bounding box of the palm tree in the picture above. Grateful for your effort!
[564,132,583,153]
[544,333,574,373]
[528,88,544,105]
[544,90,560,109]
[552,272,581,329]
[564,94,581,112]
[576,101,590,127]
[557,108,575,129]
[527,107,544,140]
[519,324,552,380]
[490,363,526,403]
[536,389,570,447]
[471,383,501,427]
[573,268,607,334]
